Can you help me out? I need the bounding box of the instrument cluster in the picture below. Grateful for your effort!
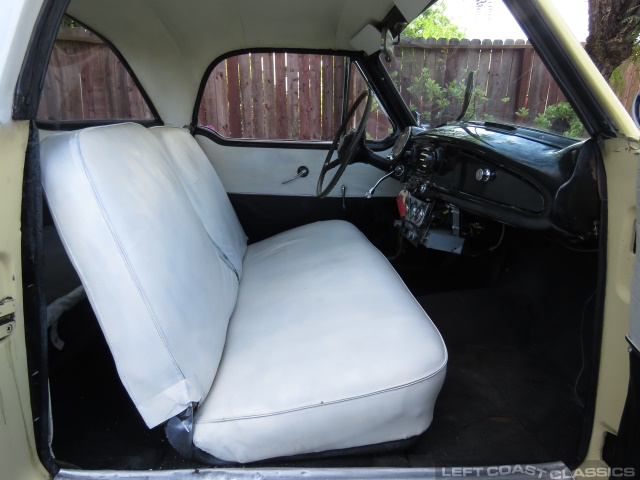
[385,122,598,254]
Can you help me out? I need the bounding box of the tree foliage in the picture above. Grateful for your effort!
[585,0,640,79]
[406,68,487,123]
[403,3,466,40]
[533,102,587,138]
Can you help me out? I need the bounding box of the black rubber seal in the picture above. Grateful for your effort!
[571,137,607,469]
[13,0,70,120]
[21,121,58,475]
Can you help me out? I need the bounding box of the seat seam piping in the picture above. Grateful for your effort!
[196,360,447,424]
[74,131,186,384]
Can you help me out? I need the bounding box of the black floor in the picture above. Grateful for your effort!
[411,291,584,467]
[48,229,596,470]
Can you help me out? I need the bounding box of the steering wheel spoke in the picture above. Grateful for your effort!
[323,157,342,172]
[316,89,373,198]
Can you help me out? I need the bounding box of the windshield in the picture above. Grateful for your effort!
[381,0,588,139]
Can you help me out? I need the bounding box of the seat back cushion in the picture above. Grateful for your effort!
[150,126,247,279]
[40,123,239,428]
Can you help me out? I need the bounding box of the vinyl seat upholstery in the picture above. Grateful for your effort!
[40,123,447,463]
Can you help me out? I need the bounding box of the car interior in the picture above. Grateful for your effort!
[26,0,603,473]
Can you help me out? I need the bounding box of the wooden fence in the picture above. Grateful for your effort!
[614,60,640,112]
[38,29,640,138]
[189,39,576,139]
[197,55,392,141]
[390,38,568,126]
[199,54,347,140]
[37,28,154,121]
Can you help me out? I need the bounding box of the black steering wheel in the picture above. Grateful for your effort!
[316,89,372,198]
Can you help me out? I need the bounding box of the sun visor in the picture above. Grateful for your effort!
[350,24,382,55]
[393,0,430,23]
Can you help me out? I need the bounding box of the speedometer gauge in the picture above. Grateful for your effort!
[390,126,412,161]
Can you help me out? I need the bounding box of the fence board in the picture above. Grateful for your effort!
[275,54,288,139]
[498,40,518,120]
[400,40,416,112]
[411,40,426,114]
[474,40,492,120]
[506,39,525,121]
[103,48,115,117]
[487,40,513,118]
[39,61,58,119]
[309,55,321,140]
[410,45,424,109]
[111,50,131,118]
[321,54,335,139]
[78,46,93,119]
[525,51,543,118]
[430,38,449,123]
[287,54,301,139]
[238,54,253,137]
[199,75,212,127]
[58,42,84,118]
[44,46,65,119]
[442,39,460,121]
[213,63,230,136]
[516,44,534,118]
[619,62,637,110]
[333,57,345,128]
[421,37,438,120]
[263,53,276,139]
[398,46,413,108]
[444,39,460,87]
[251,53,266,138]
[95,44,113,117]
[299,54,312,140]
[528,52,551,117]
[466,39,481,77]
[455,39,471,84]
[476,39,492,92]
[486,40,505,119]
[127,71,147,119]
[546,73,562,108]
[348,63,361,130]
[226,56,242,137]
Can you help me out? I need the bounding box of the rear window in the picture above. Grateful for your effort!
[37,17,155,122]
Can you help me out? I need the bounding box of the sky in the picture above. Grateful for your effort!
[442,0,589,42]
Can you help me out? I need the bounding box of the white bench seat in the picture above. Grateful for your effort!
[40,123,447,464]
[194,220,446,462]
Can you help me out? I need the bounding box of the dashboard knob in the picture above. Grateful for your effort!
[475,168,495,182]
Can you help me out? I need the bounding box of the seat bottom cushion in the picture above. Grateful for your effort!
[192,220,447,463]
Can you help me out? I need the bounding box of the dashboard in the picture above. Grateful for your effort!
[385,124,599,254]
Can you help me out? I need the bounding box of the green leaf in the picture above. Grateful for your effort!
[403,3,466,40]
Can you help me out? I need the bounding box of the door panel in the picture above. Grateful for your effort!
[195,134,401,198]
